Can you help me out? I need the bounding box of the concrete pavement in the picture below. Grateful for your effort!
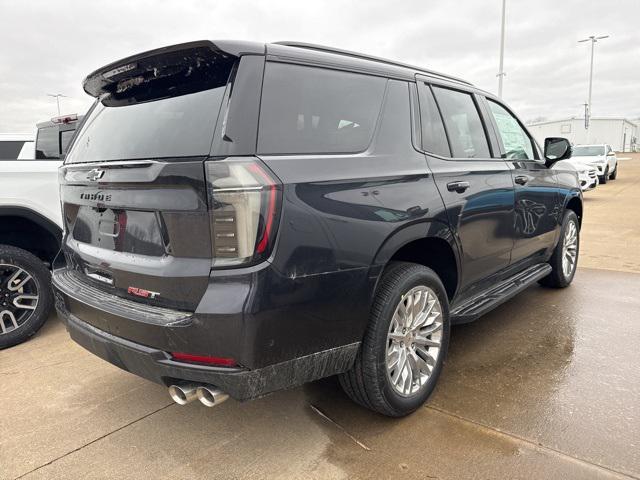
[2,156,639,480]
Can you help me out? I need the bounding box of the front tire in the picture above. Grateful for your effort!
[539,211,580,288]
[0,245,53,349]
[609,165,617,180]
[339,262,450,417]
[600,168,609,184]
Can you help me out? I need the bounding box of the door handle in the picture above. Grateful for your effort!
[446,181,470,193]
[514,175,529,185]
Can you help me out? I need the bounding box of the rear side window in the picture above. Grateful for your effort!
[36,127,60,159]
[432,86,490,159]
[418,84,450,157]
[258,63,387,155]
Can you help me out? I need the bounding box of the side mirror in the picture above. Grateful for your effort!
[607,151,615,156]
[544,137,572,166]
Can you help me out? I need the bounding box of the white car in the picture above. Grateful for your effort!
[0,114,82,348]
[571,144,618,184]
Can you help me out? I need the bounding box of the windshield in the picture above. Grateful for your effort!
[572,146,604,156]
[66,86,226,163]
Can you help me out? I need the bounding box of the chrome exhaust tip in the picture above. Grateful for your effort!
[168,383,199,405]
[196,385,229,407]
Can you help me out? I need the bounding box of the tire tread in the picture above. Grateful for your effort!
[340,262,448,416]
[0,244,53,349]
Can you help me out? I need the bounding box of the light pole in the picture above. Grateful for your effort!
[497,0,507,97]
[578,35,609,132]
[46,93,67,116]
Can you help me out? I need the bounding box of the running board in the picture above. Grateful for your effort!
[450,263,552,324]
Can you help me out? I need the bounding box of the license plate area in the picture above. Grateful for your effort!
[72,206,167,256]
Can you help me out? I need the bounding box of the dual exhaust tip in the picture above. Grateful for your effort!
[168,383,229,407]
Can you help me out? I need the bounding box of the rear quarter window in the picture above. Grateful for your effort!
[257,63,387,155]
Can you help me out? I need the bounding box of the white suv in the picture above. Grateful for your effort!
[571,144,618,184]
[0,114,82,348]
[576,165,599,192]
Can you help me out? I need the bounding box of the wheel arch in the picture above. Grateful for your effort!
[372,221,460,301]
[0,207,62,266]
[564,194,583,227]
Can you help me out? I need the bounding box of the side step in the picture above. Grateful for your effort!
[450,263,552,324]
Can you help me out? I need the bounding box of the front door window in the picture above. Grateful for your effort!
[487,100,534,160]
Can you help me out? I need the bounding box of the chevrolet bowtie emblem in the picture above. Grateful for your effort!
[86,168,105,182]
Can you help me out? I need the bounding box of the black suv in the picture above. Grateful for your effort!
[53,40,581,417]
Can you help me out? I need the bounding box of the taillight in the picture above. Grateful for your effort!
[205,157,281,267]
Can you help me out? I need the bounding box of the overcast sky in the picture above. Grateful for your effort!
[1,0,639,133]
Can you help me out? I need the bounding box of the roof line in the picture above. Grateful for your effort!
[528,117,640,127]
[273,41,473,86]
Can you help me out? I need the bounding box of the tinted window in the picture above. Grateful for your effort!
[418,84,450,157]
[258,63,387,154]
[487,100,534,160]
[60,130,76,156]
[0,141,25,159]
[572,145,605,156]
[36,127,60,159]
[66,87,226,163]
[432,87,490,159]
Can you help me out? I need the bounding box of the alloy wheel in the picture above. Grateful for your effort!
[386,286,443,396]
[0,264,39,335]
[561,221,578,278]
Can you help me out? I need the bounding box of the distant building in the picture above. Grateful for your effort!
[527,117,638,152]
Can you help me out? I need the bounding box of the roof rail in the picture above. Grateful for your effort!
[273,41,473,86]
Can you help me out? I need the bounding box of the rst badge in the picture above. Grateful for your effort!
[127,286,160,299]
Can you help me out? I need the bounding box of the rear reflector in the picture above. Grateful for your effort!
[205,158,281,267]
[171,352,237,367]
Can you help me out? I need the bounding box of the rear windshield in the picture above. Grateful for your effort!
[572,146,604,156]
[66,86,226,163]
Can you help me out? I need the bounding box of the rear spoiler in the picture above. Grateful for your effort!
[82,40,265,101]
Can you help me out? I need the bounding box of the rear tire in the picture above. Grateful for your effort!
[0,245,53,349]
[539,211,580,288]
[339,262,450,417]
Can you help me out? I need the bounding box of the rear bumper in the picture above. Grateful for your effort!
[55,296,358,401]
[52,267,360,400]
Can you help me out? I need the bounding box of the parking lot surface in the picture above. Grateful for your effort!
[2,155,640,480]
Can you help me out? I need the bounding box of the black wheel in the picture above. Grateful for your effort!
[339,262,450,417]
[539,211,579,288]
[0,245,53,349]
[609,165,617,180]
[600,168,609,184]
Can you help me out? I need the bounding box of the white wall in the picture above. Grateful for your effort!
[527,118,638,152]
